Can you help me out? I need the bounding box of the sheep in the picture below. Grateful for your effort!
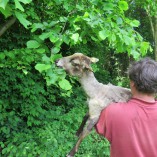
[56,53,132,157]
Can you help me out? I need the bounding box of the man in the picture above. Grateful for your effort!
[95,57,157,157]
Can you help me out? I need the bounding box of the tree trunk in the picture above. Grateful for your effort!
[0,17,16,37]
[145,5,157,61]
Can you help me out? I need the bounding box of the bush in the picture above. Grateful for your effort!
[0,68,110,157]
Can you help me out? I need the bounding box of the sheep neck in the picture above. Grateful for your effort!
[79,71,102,98]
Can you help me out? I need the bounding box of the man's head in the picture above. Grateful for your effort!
[128,57,157,94]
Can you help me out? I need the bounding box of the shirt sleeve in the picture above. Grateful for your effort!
[95,104,114,142]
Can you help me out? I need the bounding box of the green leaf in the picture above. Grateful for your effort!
[0,5,12,18]
[91,36,98,41]
[18,0,32,4]
[140,42,150,56]
[116,43,126,52]
[111,34,116,42]
[22,69,28,75]
[83,12,89,18]
[0,53,5,60]
[49,20,58,27]
[50,35,59,43]
[58,79,72,90]
[103,3,114,10]
[117,17,123,25]
[98,30,109,40]
[0,0,9,9]
[31,23,44,32]
[15,11,32,28]
[14,0,24,11]
[35,64,51,73]
[36,48,45,54]
[27,40,40,49]
[123,35,132,45]
[130,49,140,59]
[59,16,67,22]
[7,52,15,59]
[42,55,50,63]
[39,32,52,40]
[118,1,128,11]
[130,20,140,27]
[73,24,81,31]
[63,35,70,44]
[51,47,60,54]
[46,73,58,85]
[71,33,79,43]
[51,54,62,62]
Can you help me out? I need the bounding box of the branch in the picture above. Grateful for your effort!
[146,5,155,39]
[60,1,78,34]
[154,15,157,42]
[0,17,16,37]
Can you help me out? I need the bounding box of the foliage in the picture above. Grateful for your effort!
[127,0,157,60]
[0,68,110,156]
[0,0,151,89]
[0,0,155,156]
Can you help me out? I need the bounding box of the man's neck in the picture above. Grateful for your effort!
[132,92,155,102]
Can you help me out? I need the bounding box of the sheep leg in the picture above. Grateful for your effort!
[66,117,98,157]
[76,112,89,137]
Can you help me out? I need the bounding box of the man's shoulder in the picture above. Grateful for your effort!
[107,101,130,110]
[105,100,135,119]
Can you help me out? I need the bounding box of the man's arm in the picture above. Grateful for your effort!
[95,105,113,142]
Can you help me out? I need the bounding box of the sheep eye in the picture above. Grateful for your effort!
[71,61,77,66]
[70,59,80,66]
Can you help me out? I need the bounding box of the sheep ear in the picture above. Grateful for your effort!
[84,64,93,72]
[81,59,93,72]
[83,61,93,72]
[90,57,99,63]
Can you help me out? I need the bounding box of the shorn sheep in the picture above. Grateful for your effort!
[56,53,132,157]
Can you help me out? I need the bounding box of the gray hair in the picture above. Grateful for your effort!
[128,57,157,94]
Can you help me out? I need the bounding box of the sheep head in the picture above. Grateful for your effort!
[56,53,99,77]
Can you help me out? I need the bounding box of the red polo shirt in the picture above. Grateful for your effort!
[95,98,157,157]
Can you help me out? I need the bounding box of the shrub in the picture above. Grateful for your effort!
[0,68,110,157]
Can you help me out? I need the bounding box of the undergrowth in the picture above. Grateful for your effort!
[0,68,110,157]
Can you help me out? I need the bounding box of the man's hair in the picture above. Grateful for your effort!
[128,57,157,94]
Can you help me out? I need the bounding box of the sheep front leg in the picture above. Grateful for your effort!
[76,112,89,137]
[66,117,98,157]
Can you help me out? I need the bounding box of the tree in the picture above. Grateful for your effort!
[144,0,157,60]
[0,0,151,88]
[128,0,157,60]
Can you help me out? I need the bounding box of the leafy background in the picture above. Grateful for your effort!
[0,0,156,156]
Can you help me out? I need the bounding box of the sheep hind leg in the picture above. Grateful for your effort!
[76,112,89,137]
[66,117,98,157]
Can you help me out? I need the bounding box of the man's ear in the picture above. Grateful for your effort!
[130,80,136,90]
[90,57,99,63]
